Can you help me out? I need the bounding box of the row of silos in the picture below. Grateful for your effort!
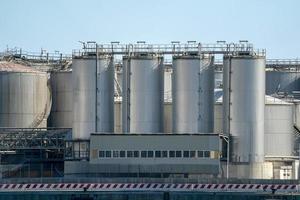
[71,53,216,139]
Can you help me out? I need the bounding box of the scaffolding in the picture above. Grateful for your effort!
[0,128,71,178]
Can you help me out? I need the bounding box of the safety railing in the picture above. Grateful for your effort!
[72,42,264,57]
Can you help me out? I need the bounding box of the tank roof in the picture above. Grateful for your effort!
[0,61,44,73]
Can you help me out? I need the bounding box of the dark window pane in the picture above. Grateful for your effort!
[198,151,204,158]
[155,151,161,158]
[134,151,139,157]
[120,151,126,158]
[147,151,154,158]
[162,151,168,158]
[105,151,111,158]
[176,151,182,158]
[141,151,147,158]
[127,151,133,158]
[99,151,105,158]
[204,151,210,158]
[183,151,189,158]
[113,151,119,158]
[169,151,175,158]
[190,151,196,158]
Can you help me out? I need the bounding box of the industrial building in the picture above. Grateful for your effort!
[0,41,300,183]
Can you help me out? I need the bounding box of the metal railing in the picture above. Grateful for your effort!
[72,42,265,57]
[0,48,72,63]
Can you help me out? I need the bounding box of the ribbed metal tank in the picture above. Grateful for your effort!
[223,55,266,163]
[172,55,214,133]
[72,55,114,140]
[265,96,294,157]
[48,71,73,128]
[0,61,50,128]
[266,70,300,96]
[122,54,164,133]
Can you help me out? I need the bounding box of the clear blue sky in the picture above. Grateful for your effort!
[1,0,299,58]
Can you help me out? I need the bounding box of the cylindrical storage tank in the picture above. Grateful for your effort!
[265,96,294,157]
[48,71,73,128]
[223,55,266,163]
[122,55,164,133]
[266,70,300,96]
[0,61,50,128]
[72,55,114,140]
[172,55,214,133]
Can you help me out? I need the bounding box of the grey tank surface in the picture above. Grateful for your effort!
[48,71,73,128]
[72,56,114,140]
[172,55,214,133]
[264,96,294,158]
[215,91,295,158]
[223,55,266,163]
[0,61,50,128]
[122,55,164,133]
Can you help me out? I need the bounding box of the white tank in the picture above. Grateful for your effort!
[122,55,164,133]
[0,61,50,128]
[72,55,114,140]
[223,55,266,164]
[172,55,214,133]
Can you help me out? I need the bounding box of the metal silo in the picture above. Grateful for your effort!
[172,55,214,133]
[48,71,73,128]
[72,55,114,140]
[122,54,164,133]
[0,61,50,128]
[223,55,266,178]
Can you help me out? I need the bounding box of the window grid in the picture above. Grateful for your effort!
[98,150,219,159]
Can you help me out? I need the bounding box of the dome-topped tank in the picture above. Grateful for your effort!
[0,61,50,128]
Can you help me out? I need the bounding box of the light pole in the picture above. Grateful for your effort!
[220,134,229,179]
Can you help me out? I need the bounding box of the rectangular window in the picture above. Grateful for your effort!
[169,151,175,158]
[183,151,189,158]
[147,151,154,158]
[105,151,111,158]
[141,151,147,158]
[175,151,182,158]
[155,151,161,158]
[198,151,204,158]
[134,151,139,158]
[99,151,105,158]
[190,151,196,158]
[113,150,119,158]
[127,151,133,158]
[162,151,168,158]
[120,151,126,158]
[204,151,211,158]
